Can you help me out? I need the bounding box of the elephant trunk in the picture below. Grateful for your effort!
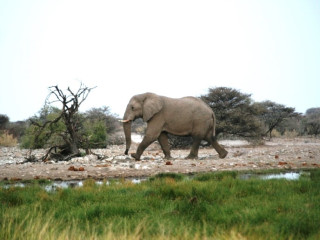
[123,121,132,155]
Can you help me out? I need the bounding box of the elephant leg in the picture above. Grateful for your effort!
[131,122,162,160]
[209,136,228,159]
[158,132,172,159]
[131,135,156,160]
[186,137,201,159]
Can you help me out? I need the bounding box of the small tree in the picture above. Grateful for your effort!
[25,83,95,160]
[201,87,263,139]
[255,101,299,138]
[0,114,9,130]
[302,108,320,136]
[7,121,28,140]
[275,116,302,137]
[21,106,65,149]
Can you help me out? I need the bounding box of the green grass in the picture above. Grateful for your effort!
[1,171,320,239]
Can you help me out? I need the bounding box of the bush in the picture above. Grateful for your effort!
[21,106,120,150]
[255,101,299,138]
[302,108,320,136]
[271,129,281,138]
[283,130,299,138]
[0,114,9,130]
[106,132,125,145]
[7,121,27,140]
[82,107,121,148]
[201,87,264,139]
[81,118,107,148]
[20,107,66,149]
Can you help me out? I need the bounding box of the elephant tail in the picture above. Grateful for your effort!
[212,113,216,137]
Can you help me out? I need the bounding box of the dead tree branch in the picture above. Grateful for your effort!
[28,83,95,161]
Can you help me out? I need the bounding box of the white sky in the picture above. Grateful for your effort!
[0,0,319,121]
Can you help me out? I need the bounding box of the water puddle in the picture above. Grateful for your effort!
[2,178,147,192]
[239,171,308,180]
[1,171,309,191]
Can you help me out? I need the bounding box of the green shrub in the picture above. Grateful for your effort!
[82,119,107,148]
[20,106,119,149]
[20,108,65,149]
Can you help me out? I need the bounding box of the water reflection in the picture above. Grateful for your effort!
[260,172,301,180]
[239,171,307,180]
[44,180,84,192]
[43,178,147,192]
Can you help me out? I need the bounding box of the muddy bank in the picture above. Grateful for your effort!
[0,138,319,181]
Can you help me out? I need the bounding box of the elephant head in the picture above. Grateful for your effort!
[121,93,163,155]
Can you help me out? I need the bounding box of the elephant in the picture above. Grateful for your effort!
[121,92,228,160]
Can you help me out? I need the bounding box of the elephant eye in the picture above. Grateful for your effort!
[131,106,134,110]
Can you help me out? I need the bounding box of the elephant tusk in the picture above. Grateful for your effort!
[118,119,131,123]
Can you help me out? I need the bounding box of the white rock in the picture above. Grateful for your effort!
[14,152,23,158]
[71,157,81,163]
[87,154,98,161]
[119,162,130,168]
[130,163,141,169]
[105,157,114,161]
[115,155,128,160]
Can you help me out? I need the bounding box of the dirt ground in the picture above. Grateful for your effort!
[0,137,319,181]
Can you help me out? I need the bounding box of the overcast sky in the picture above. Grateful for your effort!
[0,0,319,121]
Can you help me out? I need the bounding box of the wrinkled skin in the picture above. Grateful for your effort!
[123,92,228,160]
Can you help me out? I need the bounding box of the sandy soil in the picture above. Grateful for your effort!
[0,138,319,181]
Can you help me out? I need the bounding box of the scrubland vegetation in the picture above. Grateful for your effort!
[1,171,320,239]
[1,86,319,150]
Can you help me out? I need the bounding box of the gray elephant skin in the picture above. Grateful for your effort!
[122,92,228,160]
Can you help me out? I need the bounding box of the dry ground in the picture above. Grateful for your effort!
[0,137,319,181]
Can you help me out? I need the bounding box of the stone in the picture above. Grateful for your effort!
[14,152,23,158]
[87,155,98,161]
[105,157,114,161]
[130,163,141,169]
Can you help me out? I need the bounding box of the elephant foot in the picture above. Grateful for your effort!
[185,154,198,160]
[218,150,228,159]
[124,149,129,155]
[164,154,173,160]
[131,153,141,161]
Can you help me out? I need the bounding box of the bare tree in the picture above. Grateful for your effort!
[30,83,95,160]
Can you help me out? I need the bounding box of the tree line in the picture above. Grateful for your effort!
[0,85,319,158]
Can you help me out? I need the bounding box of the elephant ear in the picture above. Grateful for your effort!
[143,94,163,122]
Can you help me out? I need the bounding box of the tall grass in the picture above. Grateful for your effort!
[0,131,17,147]
[1,171,320,239]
